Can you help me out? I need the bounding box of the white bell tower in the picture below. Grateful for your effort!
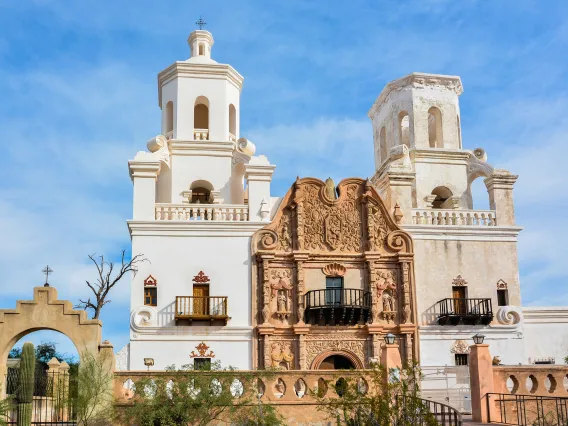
[155,28,258,206]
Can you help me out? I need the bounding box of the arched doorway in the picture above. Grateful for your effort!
[0,286,114,397]
[311,350,364,370]
[318,355,355,370]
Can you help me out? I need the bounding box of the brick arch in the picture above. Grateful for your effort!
[310,350,364,370]
[0,286,113,397]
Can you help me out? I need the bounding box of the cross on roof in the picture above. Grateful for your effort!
[195,16,207,30]
[42,265,53,286]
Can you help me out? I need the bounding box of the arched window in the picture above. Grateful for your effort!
[379,126,387,163]
[398,111,410,147]
[428,107,443,148]
[431,186,453,209]
[194,97,209,140]
[190,180,214,204]
[229,104,236,140]
[165,101,174,135]
[199,44,205,56]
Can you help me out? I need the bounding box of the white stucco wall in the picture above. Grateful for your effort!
[522,307,568,364]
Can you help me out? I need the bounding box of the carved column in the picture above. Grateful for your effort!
[366,258,381,323]
[263,335,271,368]
[400,260,412,324]
[372,334,382,361]
[259,255,273,325]
[293,181,305,250]
[405,334,413,364]
[298,335,306,369]
[296,260,305,323]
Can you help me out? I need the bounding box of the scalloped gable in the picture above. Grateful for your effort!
[253,177,412,255]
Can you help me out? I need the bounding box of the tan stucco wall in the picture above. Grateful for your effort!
[0,286,110,397]
[412,237,521,325]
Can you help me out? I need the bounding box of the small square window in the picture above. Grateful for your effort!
[194,358,211,370]
[455,354,468,366]
[144,287,157,306]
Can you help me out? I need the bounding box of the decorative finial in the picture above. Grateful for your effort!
[195,16,207,30]
[42,265,53,287]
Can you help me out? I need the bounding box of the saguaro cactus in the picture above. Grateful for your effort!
[16,342,35,426]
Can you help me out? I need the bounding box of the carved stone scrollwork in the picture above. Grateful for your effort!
[496,306,522,325]
[259,230,278,250]
[386,230,412,253]
[322,263,346,277]
[306,334,366,369]
[277,210,293,252]
[496,279,508,289]
[260,260,271,324]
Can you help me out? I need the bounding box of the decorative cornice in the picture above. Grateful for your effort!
[496,279,508,290]
[169,140,234,157]
[368,72,463,119]
[452,275,468,287]
[402,225,522,242]
[127,220,266,237]
[158,62,244,107]
[322,263,346,277]
[522,307,568,323]
[193,271,210,283]
[190,342,215,358]
[144,275,157,286]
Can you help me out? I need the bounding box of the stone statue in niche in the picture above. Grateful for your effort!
[376,270,398,323]
[270,270,293,321]
[271,342,295,370]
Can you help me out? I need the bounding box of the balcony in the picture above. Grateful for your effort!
[304,289,371,326]
[436,298,493,326]
[175,296,229,325]
[412,209,497,226]
[155,204,249,221]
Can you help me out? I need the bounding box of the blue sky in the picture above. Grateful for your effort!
[1,0,567,355]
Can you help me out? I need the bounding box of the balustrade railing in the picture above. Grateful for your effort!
[487,393,568,425]
[155,204,249,221]
[194,128,209,140]
[175,296,228,324]
[412,209,497,226]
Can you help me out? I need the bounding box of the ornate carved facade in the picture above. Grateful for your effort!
[251,177,417,369]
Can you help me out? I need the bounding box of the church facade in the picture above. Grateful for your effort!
[121,29,568,372]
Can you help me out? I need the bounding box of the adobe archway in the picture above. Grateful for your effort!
[0,286,114,397]
[311,350,364,370]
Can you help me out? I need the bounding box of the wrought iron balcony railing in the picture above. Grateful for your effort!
[175,296,229,325]
[436,297,493,326]
[304,289,371,326]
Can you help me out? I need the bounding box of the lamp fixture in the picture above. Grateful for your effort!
[143,357,155,370]
[472,334,485,345]
[384,333,396,345]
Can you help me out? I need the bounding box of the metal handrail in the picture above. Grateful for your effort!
[437,298,493,316]
[304,289,372,309]
[487,392,568,425]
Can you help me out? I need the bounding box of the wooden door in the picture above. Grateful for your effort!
[452,286,466,314]
[193,285,209,315]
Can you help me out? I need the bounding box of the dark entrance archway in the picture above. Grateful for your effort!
[318,354,355,370]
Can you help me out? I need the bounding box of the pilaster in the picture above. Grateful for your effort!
[485,172,518,226]
[128,155,161,220]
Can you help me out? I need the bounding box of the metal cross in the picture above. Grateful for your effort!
[42,265,53,286]
[195,16,207,30]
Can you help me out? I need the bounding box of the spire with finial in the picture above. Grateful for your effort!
[42,265,53,287]
[188,17,214,61]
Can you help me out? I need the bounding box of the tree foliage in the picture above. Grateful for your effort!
[312,363,440,426]
[75,250,147,320]
[69,350,115,426]
[120,362,283,426]
[9,341,78,375]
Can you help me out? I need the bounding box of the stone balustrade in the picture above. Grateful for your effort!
[114,369,370,404]
[412,209,497,226]
[194,128,209,140]
[493,365,568,396]
[155,204,249,221]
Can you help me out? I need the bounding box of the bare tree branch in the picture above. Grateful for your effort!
[75,250,148,319]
